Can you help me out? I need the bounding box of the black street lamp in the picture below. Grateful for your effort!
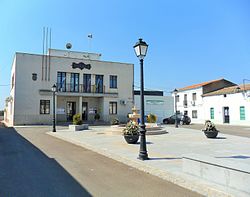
[173,88,178,128]
[52,84,57,132]
[133,38,149,160]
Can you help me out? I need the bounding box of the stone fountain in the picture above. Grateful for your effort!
[128,106,167,135]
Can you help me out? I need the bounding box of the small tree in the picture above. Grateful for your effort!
[73,113,82,125]
[146,113,157,123]
[94,113,100,121]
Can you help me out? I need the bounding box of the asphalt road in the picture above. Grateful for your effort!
[0,126,202,197]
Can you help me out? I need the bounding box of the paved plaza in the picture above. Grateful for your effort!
[48,125,250,197]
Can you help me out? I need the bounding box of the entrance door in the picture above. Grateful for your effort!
[66,102,76,121]
[82,102,88,121]
[223,107,230,123]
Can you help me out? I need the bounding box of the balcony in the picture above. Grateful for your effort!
[56,83,113,95]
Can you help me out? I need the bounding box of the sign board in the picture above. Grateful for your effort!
[57,108,65,114]
[89,107,97,114]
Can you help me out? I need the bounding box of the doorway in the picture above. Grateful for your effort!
[66,102,76,121]
[82,102,88,121]
[223,107,230,123]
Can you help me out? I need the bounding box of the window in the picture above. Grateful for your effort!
[192,110,197,118]
[210,108,214,119]
[40,100,50,114]
[240,106,245,120]
[57,72,66,92]
[109,102,117,114]
[183,94,188,107]
[70,73,79,92]
[95,75,104,93]
[110,75,117,88]
[192,93,197,101]
[176,95,180,102]
[11,74,14,89]
[83,74,91,93]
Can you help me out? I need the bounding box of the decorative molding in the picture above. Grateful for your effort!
[72,62,91,70]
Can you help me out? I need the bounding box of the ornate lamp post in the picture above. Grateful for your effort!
[133,38,149,160]
[173,88,178,128]
[52,84,57,132]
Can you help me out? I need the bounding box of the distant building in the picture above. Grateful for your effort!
[174,79,250,125]
[134,90,174,123]
[4,49,134,126]
[202,84,250,126]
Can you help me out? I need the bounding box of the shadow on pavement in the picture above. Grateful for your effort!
[215,155,250,159]
[149,157,182,160]
[0,127,92,197]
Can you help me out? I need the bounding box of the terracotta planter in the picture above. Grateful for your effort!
[124,134,139,144]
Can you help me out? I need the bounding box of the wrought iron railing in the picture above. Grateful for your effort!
[57,83,106,94]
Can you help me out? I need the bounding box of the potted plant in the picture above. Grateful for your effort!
[123,121,140,144]
[146,113,157,123]
[202,120,219,138]
[69,113,88,131]
[111,118,120,125]
[94,113,100,121]
[73,113,83,125]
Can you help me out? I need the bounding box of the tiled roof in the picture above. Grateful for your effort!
[178,78,224,91]
[202,84,250,97]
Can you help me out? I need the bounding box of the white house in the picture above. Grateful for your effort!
[134,90,174,123]
[4,49,134,126]
[202,84,250,126]
[174,79,237,124]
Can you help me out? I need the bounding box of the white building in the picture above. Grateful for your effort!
[4,49,134,126]
[134,90,174,123]
[202,84,250,126]
[174,79,237,124]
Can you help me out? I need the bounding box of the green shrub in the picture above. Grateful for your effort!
[146,113,157,123]
[73,113,82,125]
[94,113,100,120]
[123,121,139,135]
[111,118,119,125]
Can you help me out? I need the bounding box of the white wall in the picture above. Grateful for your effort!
[175,87,204,123]
[203,92,250,126]
[134,95,174,123]
[8,51,134,125]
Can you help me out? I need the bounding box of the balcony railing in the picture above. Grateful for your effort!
[57,83,106,94]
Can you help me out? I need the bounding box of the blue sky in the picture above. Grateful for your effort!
[0,0,250,110]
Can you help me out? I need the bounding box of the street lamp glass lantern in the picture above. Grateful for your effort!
[173,88,178,95]
[133,38,148,59]
[51,84,57,92]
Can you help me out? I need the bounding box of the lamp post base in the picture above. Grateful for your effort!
[138,153,149,160]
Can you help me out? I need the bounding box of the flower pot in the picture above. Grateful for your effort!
[124,134,139,144]
[203,130,218,138]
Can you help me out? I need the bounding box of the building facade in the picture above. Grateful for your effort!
[174,78,246,124]
[202,84,250,126]
[5,49,134,126]
[134,90,174,123]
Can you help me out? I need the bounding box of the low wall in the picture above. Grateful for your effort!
[183,154,250,195]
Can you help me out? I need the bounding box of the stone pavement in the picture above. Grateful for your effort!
[48,126,250,197]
